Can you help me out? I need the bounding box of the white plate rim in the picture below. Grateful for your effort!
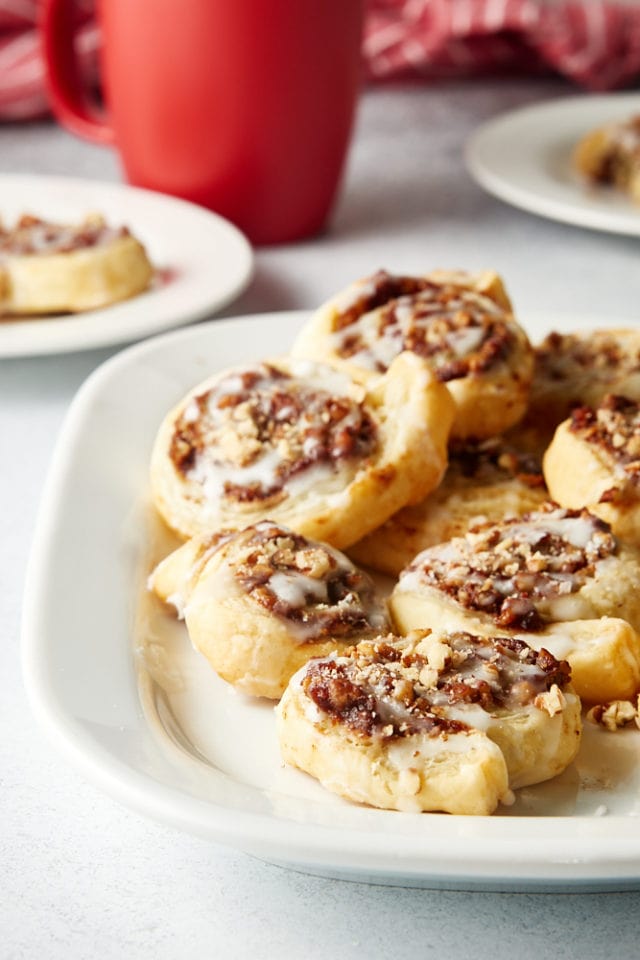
[21,309,640,891]
[0,174,254,357]
[465,92,640,236]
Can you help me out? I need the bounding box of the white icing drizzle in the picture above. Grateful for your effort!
[188,445,285,503]
[385,729,481,766]
[504,511,602,550]
[331,276,380,314]
[611,117,640,152]
[446,324,486,357]
[177,361,372,504]
[538,591,594,622]
[330,282,506,373]
[269,570,332,607]
[304,632,564,739]
[398,506,616,625]
[260,537,388,641]
[187,522,388,644]
[521,629,575,660]
[0,218,122,257]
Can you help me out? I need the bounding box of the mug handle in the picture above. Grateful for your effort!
[41,0,115,145]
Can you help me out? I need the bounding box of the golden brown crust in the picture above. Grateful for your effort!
[544,395,640,545]
[290,269,534,440]
[149,521,390,699]
[519,329,640,456]
[389,505,640,703]
[525,619,640,705]
[348,436,547,577]
[0,213,153,315]
[573,114,640,203]
[276,629,581,813]
[149,353,454,548]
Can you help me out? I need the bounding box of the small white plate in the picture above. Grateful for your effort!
[22,311,640,891]
[0,174,253,357]
[465,93,640,235]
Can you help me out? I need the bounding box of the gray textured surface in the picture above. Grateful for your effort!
[2,80,640,958]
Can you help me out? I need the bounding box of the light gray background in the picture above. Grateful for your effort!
[2,78,639,958]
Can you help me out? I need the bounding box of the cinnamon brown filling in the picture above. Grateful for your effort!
[334,271,436,330]
[535,331,640,390]
[303,631,570,739]
[449,437,545,489]
[587,115,640,186]
[169,363,378,503]
[570,395,640,492]
[0,214,128,256]
[403,505,616,630]
[332,270,515,379]
[227,522,387,639]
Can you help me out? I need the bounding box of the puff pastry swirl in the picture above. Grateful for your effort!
[0,213,153,315]
[277,629,581,814]
[149,520,389,699]
[291,268,534,440]
[573,113,640,203]
[390,504,640,702]
[544,394,640,545]
[519,328,640,455]
[150,353,454,547]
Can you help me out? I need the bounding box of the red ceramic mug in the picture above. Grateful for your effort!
[42,0,364,245]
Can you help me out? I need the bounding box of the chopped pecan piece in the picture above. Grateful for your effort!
[331,270,515,379]
[169,363,378,503]
[403,504,616,630]
[302,629,571,739]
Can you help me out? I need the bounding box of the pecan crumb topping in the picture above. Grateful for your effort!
[0,213,128,256]
[570,394,640,497]
[583,114,640,187]
[533,331,640,405]
[169,362,378,504]
[331,269,517,379]
[302,629,571,739]
[226,521,388,640]
[586,697,640,732]
[402,504,616,630]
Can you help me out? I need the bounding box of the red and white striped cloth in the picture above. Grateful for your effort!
[0,0,639,122]
[364,0,640,89]
[0,0,96,120]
